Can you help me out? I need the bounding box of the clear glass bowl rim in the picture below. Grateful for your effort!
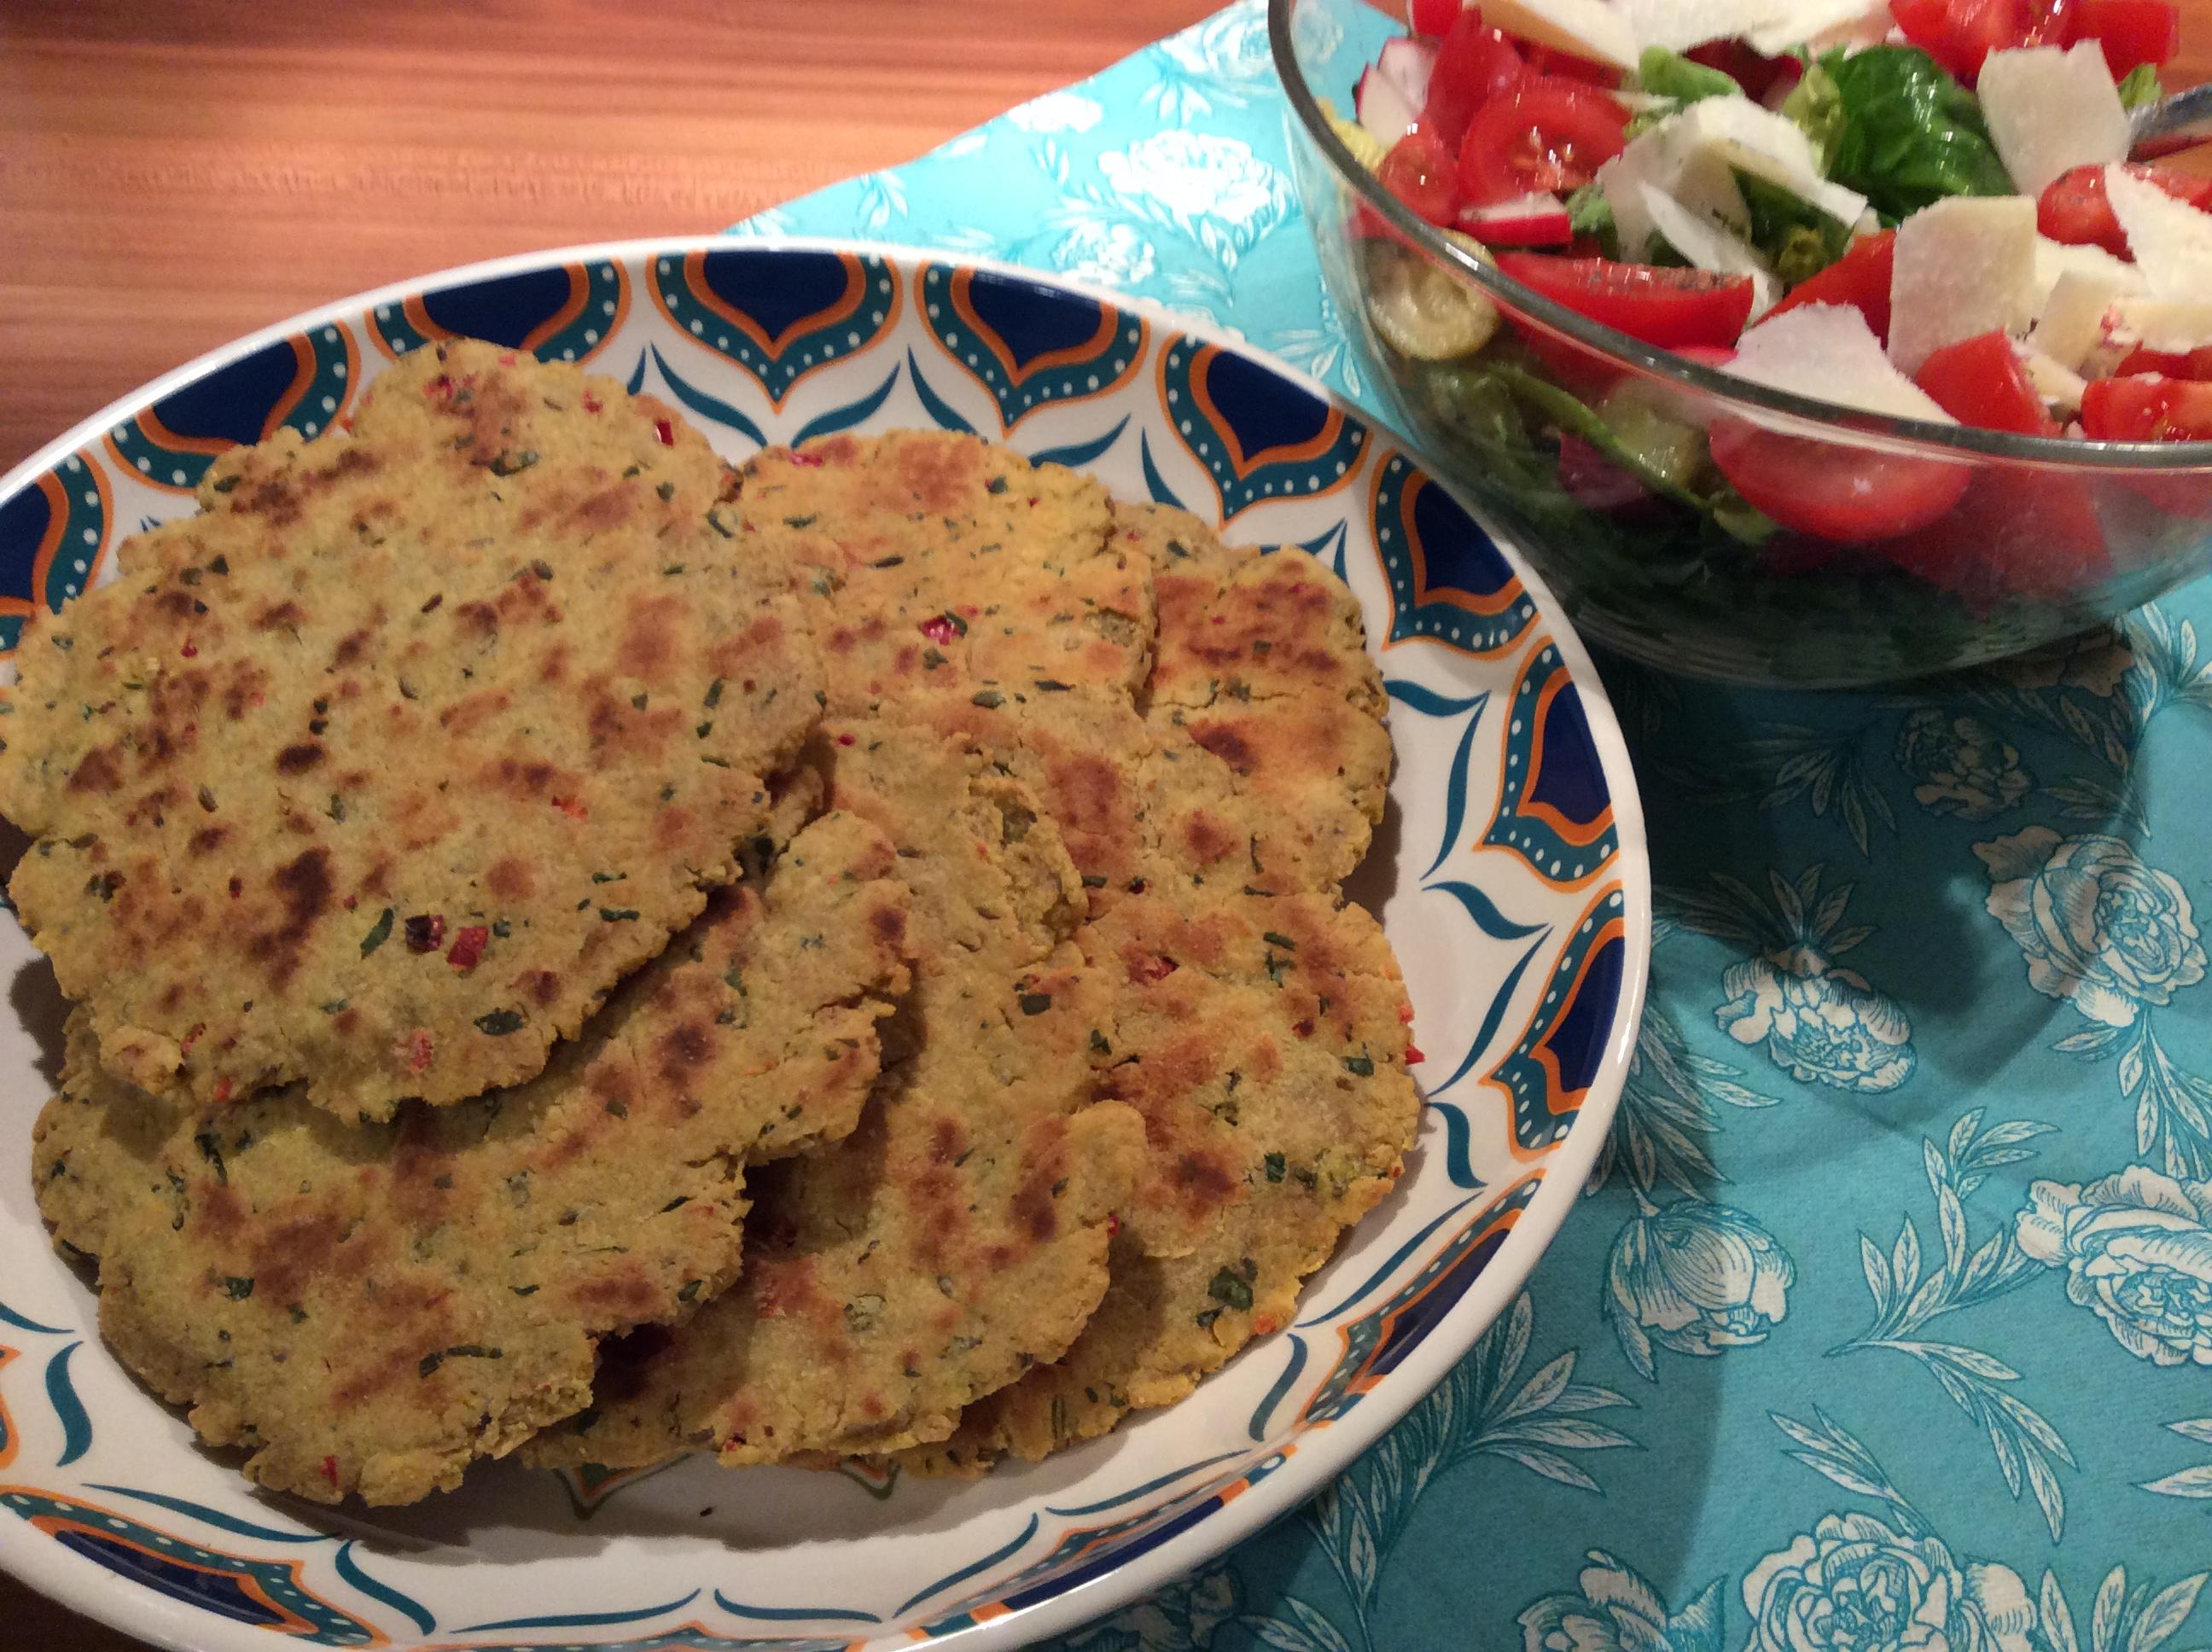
[1267,0,2212,473]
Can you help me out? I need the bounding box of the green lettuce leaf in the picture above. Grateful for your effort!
[2118,63,2166,110]
[1814,44,2014,222]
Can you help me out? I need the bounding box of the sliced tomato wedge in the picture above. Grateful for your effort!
[2074,0,2180,71]
[1767,230,1896,342]
[1520,42,1626,88]
[1410,0,1464,35]
[1914,331,2058,435]
[2081,374,2212,440]
[1456,78,1627,206]
[1893,0,2071,80]
[1423,10,1526,150]
[2118,345,2212,380]
[1377,129,1461,227]
[2038,164,2212,256]
[1877,468,2109,600]
[1709,419,1973,542]
[1495,253,1754,347]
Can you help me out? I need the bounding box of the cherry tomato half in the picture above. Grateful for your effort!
[1914,330,2058,435]
[1495,253,1754,347]
[1766,230,1896,344]
[2074,0,2180,72]
[2038,163,2212,256]
[1410,0,1464,36]
[2081,374,2212,441]
[1377,129,1461,227]
[2118,346,2212,380]
[1891,0,2070,80]
[1423,9,1525,150]
[1709,419,1974,542]
[1455,78,1627,206]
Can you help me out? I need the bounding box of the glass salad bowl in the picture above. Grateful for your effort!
[1271,0,2212,688]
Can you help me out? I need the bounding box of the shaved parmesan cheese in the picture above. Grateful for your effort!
[2110,298,2212,352]
[1600,96,1870,262]
[2032,236,2145,308]
[2015,343,2089,414]
[2105,164,2212,300]
[1480,0,1639,67]
[2030,270,2129,369]
[1727,303,1958,423]
[1618,0,1787,50]
[1978,44,2128,197]
[1888,195,2039,372]
[1666,97,1871,230]
[1744,0,1891,53]
[1639,183,1782,315]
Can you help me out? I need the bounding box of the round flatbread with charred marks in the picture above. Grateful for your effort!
[1118,502,1391,898]
[892,883,1419,1475]
[526,731,1144,1471]
[32,809,911,1505]
[735,431,1153,714]
[2,340,822,1117]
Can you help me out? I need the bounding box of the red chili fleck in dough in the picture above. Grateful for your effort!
[228,877,243,899]
[398,1029,434,1074]
[424,375,454,403]
[1106,1213,1121,1237]
[580,393,602,414]
[182,641,199,658]
[212,1076,234,1102]
[1398,1003,1415,1024]
[1254,1313,1279,1335]
[1405,1044,1425,1065]
[405,913,445,953]
[498,351,519,366]
[551,795,589,821]
[789,451,824,468]
[1293,1018,1315,1038]
[652,418,675,448]
[179,1022,206,1056]
[835,733,857,747]
[1128,954,1179,986]
[321,1456,339,1486]
[917,615,960,645]
[447,926,488,971]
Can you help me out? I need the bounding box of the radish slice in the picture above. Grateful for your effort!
[1458,192,1575,246]
[1355,66,1421,146]
[1377,37,1438,109]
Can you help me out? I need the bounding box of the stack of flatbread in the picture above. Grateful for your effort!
[12,340,1418,1505]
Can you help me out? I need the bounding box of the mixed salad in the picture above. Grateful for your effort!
[1327,0,2212,593]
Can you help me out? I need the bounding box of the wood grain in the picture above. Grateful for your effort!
[3,1,2212,1646]
[0,0,1220,471]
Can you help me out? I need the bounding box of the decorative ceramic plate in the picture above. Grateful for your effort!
[0,240,1648,1652]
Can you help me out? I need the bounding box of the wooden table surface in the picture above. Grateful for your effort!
[4,0,2211,1646]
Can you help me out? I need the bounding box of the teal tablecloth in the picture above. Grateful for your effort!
[750,7,2212,1645]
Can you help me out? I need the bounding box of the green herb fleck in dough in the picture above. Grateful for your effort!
[359,908,394,956]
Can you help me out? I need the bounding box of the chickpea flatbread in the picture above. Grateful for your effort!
[32,811,910,1504]
[3,340,820,1118]
[528,730,1145,1469]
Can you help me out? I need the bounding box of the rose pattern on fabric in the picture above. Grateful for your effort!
[1521,1553,1724,1652]
[1050,219,1158,287]
[1718,945,1916,1093]
[1977,829,2206,1027]
[1096,131,1290,233]
[1008,91,1105,133]
[1893,711,2030,821]
[1605,1200,1795,1374]
[2017,1166,2212,1366]
[1742,1515,2034,1652]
